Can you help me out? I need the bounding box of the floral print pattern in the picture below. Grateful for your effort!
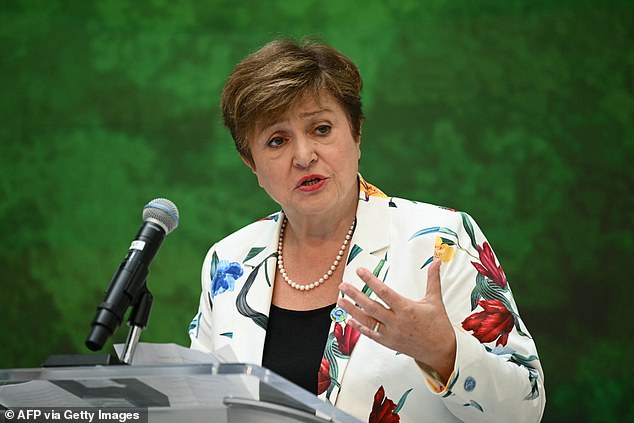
[409,207,540,411]
[360,175,387,201]
[317,357,331,395]
[318,253,390,405]
[462,299,515,346]
[471,241,507,289]
[333,322,360,356]
[434,236,455,263]
[210,257,244,297]
[369,386,400,423]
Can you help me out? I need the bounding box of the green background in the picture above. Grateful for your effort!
[1,1,632,421]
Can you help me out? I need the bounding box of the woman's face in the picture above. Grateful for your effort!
[244,94,361,220]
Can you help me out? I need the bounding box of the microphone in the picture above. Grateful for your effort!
[85,198,179,352]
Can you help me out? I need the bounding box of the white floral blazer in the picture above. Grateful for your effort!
[189,178,545,423]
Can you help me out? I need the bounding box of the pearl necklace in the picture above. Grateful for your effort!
[277,217,356,291]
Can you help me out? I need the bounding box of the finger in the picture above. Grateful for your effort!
[345,316,383,340]
[425,259,443,299]
[355,267,403,310]
[338,283,391,324]
[336,296,379,330]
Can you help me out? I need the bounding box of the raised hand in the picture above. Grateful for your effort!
[337,259,456,383]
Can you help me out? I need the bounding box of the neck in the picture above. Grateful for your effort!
[276,215,355,292]
[282,188,359,244]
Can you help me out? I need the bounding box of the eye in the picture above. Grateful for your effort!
[267,136,285,148]
[315,124,331,136]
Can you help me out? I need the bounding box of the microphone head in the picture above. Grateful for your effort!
[143,198,179,234]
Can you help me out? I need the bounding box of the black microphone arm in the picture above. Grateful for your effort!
[85,198,179,355]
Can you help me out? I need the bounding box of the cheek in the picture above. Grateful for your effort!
[252,164,280,191]
[345,143,361,170]
[341,138,361,161]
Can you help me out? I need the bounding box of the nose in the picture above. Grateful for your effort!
[292,136,317,168]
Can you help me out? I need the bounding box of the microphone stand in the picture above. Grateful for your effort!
[43,282,153,368]
[121,284,153,364]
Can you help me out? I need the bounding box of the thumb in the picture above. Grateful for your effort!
[425,259,443,299]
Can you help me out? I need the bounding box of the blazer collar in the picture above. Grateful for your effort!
[242,213,283,268]
[352,193,390,254]
[341,187,392,292]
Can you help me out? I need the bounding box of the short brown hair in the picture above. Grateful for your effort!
[221,38,364,165]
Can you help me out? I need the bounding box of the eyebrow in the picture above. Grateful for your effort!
[260,108,334,133]
[298,108,333,119]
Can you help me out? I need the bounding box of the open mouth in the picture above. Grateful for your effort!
[301,177,322,186]
[297,175,326,189]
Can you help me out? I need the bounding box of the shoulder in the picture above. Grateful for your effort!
[364,194,469,231]
[383,196,486,257]
[358,177,472,233]
[207,211,281,260]
[219,212,280,245]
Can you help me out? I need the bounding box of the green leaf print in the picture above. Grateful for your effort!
[347,244,362,264]
[409,226,459,241]
[235,252,276,330]
[393,388,414,415]
[243,246,265,262]
[460,212,478,250]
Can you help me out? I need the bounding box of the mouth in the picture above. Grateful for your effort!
[296,174,327,189]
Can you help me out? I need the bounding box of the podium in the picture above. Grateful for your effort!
[0,360,363,423]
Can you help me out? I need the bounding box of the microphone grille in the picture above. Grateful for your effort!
[143,198,179,234]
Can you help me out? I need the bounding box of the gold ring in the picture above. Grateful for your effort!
[373,321,381,333]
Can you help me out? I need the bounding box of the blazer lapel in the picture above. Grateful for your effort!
[230,213,282,365]
[319,195,391,404]
[344,196,391,289]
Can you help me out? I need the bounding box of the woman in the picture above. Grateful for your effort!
[189,39,545,423]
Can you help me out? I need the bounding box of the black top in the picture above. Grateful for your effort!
[261,303,335,394]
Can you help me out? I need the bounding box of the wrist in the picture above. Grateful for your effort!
[416,331,457,384]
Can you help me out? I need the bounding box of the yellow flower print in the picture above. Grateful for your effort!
[434,236,455,263]
[359,175,387,200]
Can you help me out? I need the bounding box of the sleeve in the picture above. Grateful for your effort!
[188,243,216,354]
[423,211,545,423]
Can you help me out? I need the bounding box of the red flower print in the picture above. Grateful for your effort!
[471,242,507,289]
[317,357,331,395]
[334,322,361,356]
[462,299,515,346]
[369,386,400,423]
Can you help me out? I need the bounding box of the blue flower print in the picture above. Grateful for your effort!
[211,260,244,297]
